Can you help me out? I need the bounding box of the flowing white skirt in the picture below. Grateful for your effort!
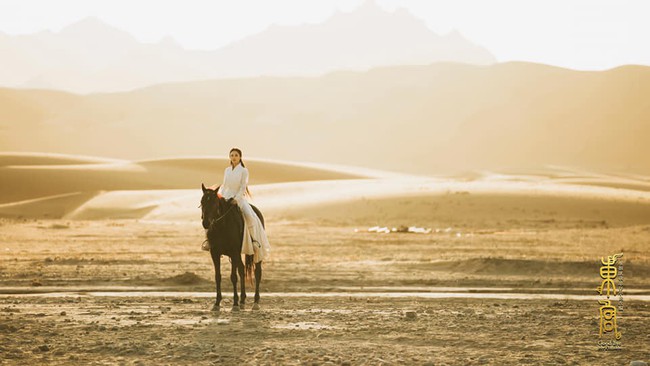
[237,197,271,263]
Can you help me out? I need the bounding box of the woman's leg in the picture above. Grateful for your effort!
[239,200,270,263]
[239,212,255,256]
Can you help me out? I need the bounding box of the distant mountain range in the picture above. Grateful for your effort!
[1,62,648,175]
[0,0,495,93]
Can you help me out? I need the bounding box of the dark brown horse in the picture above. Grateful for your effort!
[200,183,263,311]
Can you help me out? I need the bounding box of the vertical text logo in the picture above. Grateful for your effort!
[597,253,623,350]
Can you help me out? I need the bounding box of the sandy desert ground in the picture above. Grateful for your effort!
[1,153,650,365]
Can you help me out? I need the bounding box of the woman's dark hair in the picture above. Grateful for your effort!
[230,147,252,198]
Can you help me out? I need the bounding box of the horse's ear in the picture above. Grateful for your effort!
[201,183,207,193]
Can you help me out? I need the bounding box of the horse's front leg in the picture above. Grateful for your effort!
[238,257,246,309]
[230,257,240,311]
[252,261,262,310]
[212,254,222,312]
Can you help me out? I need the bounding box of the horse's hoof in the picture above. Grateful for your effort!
[211,305,221,312]
[239,302,245,310]
[231,305,240,312]
[252,303,260,311]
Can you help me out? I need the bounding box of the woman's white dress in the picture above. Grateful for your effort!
[217,163,270,263]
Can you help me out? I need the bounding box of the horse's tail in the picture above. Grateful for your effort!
[245,254,255,286]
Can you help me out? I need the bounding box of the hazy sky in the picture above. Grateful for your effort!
[0,0,646,70]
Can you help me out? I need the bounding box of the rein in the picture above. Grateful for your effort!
[209,203,237,228]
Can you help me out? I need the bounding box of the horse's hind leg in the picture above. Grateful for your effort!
[252,261,262,310]
[230,257,240,311]
[237,259,246,309]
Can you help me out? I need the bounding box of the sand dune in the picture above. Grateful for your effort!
[65,190,194,220]
[0,192,99,219]
[0,153,373,205]
[256,178,650,228]
[2,152,650,228]
[9,176,648,228]
[0,152,126,166]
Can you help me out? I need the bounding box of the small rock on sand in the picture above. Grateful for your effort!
[36,345,49,352]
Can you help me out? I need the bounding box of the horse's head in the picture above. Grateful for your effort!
[200,183,220,229]
[200,183,237,229]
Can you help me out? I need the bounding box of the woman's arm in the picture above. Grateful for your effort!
[233,167,249,203]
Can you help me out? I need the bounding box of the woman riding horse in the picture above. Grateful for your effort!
[204,147,270,263]
[199,147,269,311]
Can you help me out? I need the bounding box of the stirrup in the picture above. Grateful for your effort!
[201,240,210,251]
